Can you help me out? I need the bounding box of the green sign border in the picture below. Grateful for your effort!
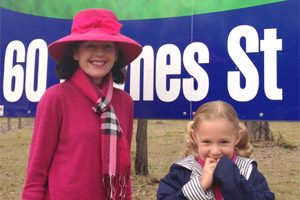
[1,0,285,20]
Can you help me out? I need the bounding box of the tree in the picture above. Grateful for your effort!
[134,119,148,176]
[244,121,273,141]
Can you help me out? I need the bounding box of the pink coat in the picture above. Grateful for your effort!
[22,80,134,200]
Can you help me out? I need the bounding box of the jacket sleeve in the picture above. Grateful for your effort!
[157,164,190,200]
[22,88,62,200]
[213,157,275,200]
[157,164,215,200]
[125,98,134,200]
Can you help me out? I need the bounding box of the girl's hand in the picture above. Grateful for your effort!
[199,158,218,191]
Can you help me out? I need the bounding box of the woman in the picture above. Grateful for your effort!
[22,8,142,200]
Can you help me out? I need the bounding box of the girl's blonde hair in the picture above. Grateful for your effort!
[182,100,253,158]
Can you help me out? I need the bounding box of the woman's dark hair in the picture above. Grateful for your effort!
[111,50,126,84]
[55,42,79,80]
[55,42,127,84]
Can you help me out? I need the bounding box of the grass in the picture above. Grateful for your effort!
[0,118,299,199]
[0,127,32,199]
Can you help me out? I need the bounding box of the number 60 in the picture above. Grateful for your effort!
[3,39,48,102]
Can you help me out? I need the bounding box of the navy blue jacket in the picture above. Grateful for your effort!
[157,156,275,200]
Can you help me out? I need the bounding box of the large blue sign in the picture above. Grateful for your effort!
[0,0,299,120]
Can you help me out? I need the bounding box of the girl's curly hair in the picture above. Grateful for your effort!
[182,100,253,158]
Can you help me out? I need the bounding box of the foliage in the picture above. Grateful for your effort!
[277,133,298,149]
[0,0,285,19]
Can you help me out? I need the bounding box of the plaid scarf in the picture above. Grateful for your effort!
[92,83,122,136]
[71,68,128,200]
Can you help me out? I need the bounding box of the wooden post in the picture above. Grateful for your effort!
[18,118,22,129]
[135,119,149,176]
[244,121,273,142]
[7,118,11,131]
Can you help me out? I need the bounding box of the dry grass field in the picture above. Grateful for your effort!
[0,118,299,200]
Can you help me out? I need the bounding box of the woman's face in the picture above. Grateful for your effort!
[73,41,118,84]
[193,118,240,161]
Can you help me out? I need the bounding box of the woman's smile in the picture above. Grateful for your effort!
[73,41,118,84]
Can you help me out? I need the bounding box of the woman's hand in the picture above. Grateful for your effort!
[199,158,218,191]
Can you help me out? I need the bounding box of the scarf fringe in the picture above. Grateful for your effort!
[103,175,127,200]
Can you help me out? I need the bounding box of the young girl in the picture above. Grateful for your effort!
[157,100,275,200]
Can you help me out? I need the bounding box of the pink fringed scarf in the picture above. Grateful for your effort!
[197,153,237,200]
[71,68,128,200]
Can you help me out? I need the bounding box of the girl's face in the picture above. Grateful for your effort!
[193,118,240,161]
[73,41,118,84]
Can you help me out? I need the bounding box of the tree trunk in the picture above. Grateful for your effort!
[244,121,273,142]
[135,119,149,176]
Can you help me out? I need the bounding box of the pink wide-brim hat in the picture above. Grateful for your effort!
[48,8,142,66]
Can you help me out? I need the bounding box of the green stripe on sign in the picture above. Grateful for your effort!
[0,0,285,20]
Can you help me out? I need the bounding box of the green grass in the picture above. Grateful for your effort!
[0,119,299,199]
[270,121,300,148]
[0,128,32,199]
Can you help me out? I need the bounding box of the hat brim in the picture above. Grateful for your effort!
[48,31,142,67]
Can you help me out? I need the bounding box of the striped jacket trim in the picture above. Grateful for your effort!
[177,155,254,200]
